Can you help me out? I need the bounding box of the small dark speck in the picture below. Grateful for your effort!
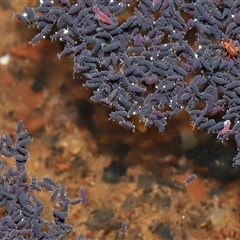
[121,194,136,211]
[59,83,69,95]
[86,208,114,230]
[138,191,151,203]
[208,186,225,197]
[44,134,60,149]
[80,166,89,178]
[31,67,47,92]
[138,174,155,191]
[156,176,185,191]
[99,141,130,159]
[51,146,64,155]
[113,142,130,159]
[0,1,11,9]
[157,224,174,240]
[31,76,46,92]
[102,161,126,183]
[71,156,85,168]
[7,111,14,118]
[152,193,171,210]
[76,99,95,131]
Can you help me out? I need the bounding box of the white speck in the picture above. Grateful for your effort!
[0,54,10,65]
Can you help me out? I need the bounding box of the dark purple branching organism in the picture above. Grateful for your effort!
[14,0,240,166]
[0,120,85,239]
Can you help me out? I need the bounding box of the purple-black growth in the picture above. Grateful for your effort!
[15,0,240,166]
[0,121,85,239]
